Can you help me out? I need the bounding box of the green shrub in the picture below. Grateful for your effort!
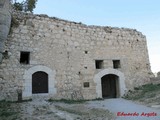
[48,98,104,104]
[48,99,87,104]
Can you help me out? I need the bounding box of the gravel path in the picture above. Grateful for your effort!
[0,95,114,120]
[1,96,160,120]
[88,98,160,120]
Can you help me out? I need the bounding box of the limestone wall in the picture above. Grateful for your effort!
[0,0,11,63]
[0,11,152,101]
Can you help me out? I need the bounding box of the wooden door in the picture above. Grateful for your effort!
[101,74,117,98]
[32,71,48,94]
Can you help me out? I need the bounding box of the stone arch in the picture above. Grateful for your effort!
[94,68,127,98]
[22,65,56,99]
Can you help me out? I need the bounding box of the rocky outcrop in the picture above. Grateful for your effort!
[0,0,11,63]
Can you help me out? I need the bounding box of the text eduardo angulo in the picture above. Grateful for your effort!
[117,112,157,117]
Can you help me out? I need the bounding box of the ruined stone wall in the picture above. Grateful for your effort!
[0,11,152,101]
[0,0,11,63]
[150,73,160,84]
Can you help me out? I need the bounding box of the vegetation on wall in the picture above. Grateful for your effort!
[13,0,38,13]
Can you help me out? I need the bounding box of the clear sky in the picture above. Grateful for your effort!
[16,0,160,73]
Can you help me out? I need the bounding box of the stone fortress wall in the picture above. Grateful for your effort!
[0,3,152,101]
[0,0,11,63]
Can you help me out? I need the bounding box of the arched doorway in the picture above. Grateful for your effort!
[32,71,48,94]
[94,68,126,98]
[101,74,119,98]
[23,65,57,100]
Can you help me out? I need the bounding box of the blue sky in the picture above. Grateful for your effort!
[16,0,160,73]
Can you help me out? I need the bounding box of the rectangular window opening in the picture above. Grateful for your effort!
[83,82,90,88]
[113,60,121,69]
[95,60,104,69]
[85,51,88,54]
[20,51,30,64]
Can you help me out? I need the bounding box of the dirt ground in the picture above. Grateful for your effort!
[0,99,115,120]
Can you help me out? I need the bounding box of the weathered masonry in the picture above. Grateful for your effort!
[0,0,11,63]
[0,1,152,101]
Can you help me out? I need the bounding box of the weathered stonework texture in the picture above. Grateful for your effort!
[0,0,11,62]
[0,10,152,101]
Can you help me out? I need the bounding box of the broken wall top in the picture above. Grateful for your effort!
[12,10,146,40]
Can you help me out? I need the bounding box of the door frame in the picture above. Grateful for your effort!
[23,65,57,100]
[94,68,127,98]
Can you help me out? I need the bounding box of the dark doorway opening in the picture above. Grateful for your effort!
[101,74,119,98]
[32,71,48,94]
